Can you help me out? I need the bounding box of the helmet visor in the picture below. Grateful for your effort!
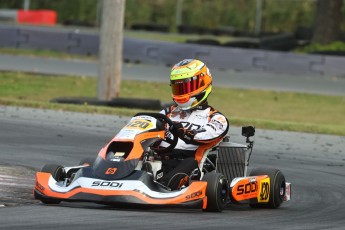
[171,76,201,96]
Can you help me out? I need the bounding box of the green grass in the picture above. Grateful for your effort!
[1,71,344,136]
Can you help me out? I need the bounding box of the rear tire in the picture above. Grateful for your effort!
[249,167,286,209]
[202,172,229,212]
[39,164,66,204]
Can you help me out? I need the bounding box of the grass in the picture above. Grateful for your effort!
[1,71,344,136]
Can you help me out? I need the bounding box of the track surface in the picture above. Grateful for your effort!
[0,106,344,229]
[1,54,345,96]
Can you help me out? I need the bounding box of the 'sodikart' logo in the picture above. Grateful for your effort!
[185,190,202,200]
[91,181,123,188]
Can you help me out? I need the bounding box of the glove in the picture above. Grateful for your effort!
[179,129,197,144]
[169,122,183,133]
[170,122,196,144]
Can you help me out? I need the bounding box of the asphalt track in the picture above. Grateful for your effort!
[0,106,344,230]
[1,54,345,96]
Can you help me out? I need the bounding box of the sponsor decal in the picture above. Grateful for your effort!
[236,181,258,196]
[258,178,270,203]
[179,121,201,130]
[156,172,163,180]
[210,120,224,129]
[110,158,121,162]
[36,181,45,192]
[206,123,217,131]
[216,116,226,123]
[105,168,117,175]
[185,190,202,200]
[91,181,123,188]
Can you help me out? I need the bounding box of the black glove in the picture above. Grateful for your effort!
[169,122,183,133]
[180,129,197,144]
[170,122,196,144]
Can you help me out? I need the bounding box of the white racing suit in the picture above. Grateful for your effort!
[156,102,229,190]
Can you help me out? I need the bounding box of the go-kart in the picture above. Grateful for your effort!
[34,112,291,212]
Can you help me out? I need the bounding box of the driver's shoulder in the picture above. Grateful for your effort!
[206,105,226,119]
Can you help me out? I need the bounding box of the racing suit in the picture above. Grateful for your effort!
[156,102,229,190]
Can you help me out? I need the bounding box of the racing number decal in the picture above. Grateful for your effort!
[258,178,270,203]
[126,119,153,130]
[129,120,150,129]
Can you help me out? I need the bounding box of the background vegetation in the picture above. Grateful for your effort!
[2,0,345,49]
[0,0,319,32]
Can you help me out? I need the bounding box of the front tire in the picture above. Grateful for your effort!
[202,172,229,212]
[39,164,66,204]
[249,167,286,209]
[41,164,66,182]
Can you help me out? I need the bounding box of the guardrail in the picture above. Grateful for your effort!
[1,24,345,77]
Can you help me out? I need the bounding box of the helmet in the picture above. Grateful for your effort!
[170,59,212,110]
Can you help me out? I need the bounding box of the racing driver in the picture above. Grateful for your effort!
[156,59,229,190]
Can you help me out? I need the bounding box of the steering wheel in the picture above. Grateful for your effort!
[134,112,179,154]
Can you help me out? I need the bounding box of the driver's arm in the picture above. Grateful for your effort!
[193,112,229,144]
[159,107,229,145]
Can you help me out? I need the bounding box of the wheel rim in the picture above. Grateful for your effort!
[219,178,228,203]
[279,180,286,200]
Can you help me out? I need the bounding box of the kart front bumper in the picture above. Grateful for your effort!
[34,172,207,209]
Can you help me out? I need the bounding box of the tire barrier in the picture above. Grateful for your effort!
[1,24,345,76]
[259,32,298,51]
[223,39,260,49]
[186,39,221,46]
[130,23,170,33]
[51,97,163,110]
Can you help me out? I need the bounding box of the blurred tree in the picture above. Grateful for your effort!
[262,0,314,33]
[312,0,343,44]
[0,1,22,8]
[2,0,343,39]
[98,0,125,100]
